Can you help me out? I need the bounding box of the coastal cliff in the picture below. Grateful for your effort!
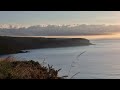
[0,36,92,55]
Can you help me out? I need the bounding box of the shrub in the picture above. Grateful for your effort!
[0,57,62,79]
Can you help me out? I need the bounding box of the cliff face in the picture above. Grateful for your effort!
[0,36,92,54]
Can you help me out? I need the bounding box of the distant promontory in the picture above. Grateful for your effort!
[0,36,92,55]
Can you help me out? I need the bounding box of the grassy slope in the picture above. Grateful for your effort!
[0,57,62,79]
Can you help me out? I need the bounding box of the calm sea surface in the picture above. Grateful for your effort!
[2,36,120,79]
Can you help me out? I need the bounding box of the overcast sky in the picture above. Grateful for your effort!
[0,11,120,26]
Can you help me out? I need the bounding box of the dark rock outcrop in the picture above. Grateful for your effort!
[17,50,29,53]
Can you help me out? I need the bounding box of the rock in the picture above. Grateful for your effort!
[17,50,29,53]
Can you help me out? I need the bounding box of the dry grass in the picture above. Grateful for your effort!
[0,56,15,62]
[67,51,86,79]
[0,57,62,79]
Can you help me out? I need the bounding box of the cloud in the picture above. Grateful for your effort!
[0,24,120,36]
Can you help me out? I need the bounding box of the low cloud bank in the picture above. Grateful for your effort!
[0,24,120,36]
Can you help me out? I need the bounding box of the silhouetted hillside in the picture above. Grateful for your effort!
[0,36,92,55]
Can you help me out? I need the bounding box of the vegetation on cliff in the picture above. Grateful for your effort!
[0,57,62,79]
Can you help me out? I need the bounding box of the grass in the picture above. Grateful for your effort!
[67,51,86,79]
[0,57,62,79]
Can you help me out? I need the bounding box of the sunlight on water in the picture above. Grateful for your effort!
[43,33,120,40]
[9,33,120,40]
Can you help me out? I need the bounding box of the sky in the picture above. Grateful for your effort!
[0,11,120,26]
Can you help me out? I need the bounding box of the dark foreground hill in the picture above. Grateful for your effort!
[0,36,92,55]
